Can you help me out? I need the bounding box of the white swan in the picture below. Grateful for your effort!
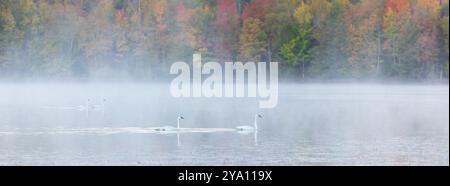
[155,116,184,132]
[236,114,262,131]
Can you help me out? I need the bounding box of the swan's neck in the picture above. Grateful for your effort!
[177,118,180,129]
[254,115,258,130]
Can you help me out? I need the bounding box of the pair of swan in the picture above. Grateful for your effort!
[156,114,262,146]
[155,114,263,132]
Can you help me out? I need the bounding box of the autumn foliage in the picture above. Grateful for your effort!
[0,0,448,80]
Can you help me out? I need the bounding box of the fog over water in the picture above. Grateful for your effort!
[0,83,448,165]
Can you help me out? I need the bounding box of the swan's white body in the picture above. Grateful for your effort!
[155,116,183,132]
[236,126,255,131]
[236,114,262,131]
[155,126,176,131]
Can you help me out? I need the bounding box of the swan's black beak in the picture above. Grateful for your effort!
[180,116,184,119]
[257,114,263,118]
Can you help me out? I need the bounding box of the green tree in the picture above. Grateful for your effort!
[308,0,351,78]
[383,5,420,78]
[0,1,18,53]
[238,18,267,62]
[281,1,314,78]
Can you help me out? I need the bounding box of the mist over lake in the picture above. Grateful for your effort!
[0,83,447,165]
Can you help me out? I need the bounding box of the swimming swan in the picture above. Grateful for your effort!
[236,114,262,131]
[155,116,184,132]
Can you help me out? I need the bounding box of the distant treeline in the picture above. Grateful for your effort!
[0,0,449,81]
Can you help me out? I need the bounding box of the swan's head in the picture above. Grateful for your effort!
[178,116,184,120]
[256,114,263,118]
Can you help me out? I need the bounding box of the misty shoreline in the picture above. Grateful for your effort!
[0,77,448,85]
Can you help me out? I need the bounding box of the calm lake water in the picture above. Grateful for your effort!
[0,83,448,165]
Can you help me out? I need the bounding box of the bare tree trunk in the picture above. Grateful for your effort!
[302,60,305,79]
[267,35,272,62]
[376,30,382,76]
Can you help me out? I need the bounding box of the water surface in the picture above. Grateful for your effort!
[0,83,448,165]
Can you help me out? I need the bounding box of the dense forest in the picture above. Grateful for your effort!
[0,0,449,81]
